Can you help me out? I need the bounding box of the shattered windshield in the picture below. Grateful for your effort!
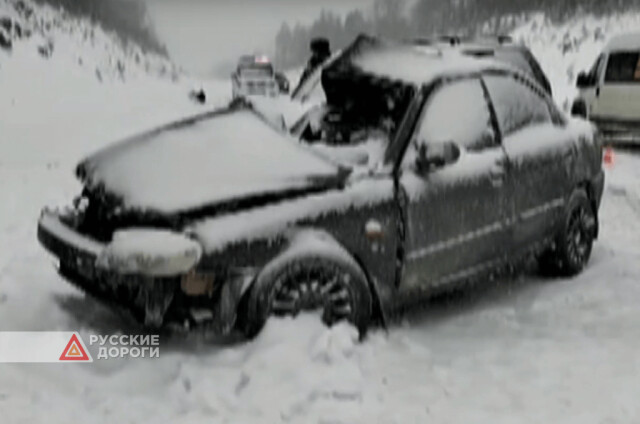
[295,79,415,167]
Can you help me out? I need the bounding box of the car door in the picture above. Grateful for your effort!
[578,53,606,115]
[483,73,575,250]
[399,77,512,291]
[592,51,640,120]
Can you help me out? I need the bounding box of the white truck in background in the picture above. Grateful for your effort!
[231,55,288,99]
[572,32,640,144]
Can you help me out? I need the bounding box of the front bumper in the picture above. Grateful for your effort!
[592,117,640,145]
[37,210,244,333]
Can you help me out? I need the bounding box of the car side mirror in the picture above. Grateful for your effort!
[576,72,592,88]
[416,140,461,173]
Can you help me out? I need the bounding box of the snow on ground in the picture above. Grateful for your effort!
[1,2,640,423]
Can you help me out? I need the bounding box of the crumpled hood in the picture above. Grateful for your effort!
[77,108,343,214]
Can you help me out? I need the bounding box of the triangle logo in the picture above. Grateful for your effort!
[59,334,91,361]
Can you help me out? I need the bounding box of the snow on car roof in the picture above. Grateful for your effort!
[328,34,507,88]
[353,48,498,85]
[605,32,640,52]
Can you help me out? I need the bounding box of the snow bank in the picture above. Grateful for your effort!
[0,0,229,168]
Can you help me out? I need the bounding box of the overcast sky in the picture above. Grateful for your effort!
[147,0,375,75]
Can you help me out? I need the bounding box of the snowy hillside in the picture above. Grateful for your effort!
[0,0,181,82]
[1,2,640,423]
[0,0,229,166]
[512,12,640,109]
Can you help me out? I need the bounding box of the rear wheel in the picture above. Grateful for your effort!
[539,189,596,276]
[238,257,372,339]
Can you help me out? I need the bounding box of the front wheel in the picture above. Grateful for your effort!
[539,189,597,276]
[237,257,372,339]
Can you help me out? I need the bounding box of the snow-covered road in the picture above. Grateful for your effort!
[2,1,640,422]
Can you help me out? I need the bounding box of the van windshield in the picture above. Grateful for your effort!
[605,52,640,83]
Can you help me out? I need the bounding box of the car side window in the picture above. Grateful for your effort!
[484,75,551,137]
[604,52,640,83]
[413,78,497,154]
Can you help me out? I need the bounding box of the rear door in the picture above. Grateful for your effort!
[399,77,511,291]
[484,73,574,250]
[593,51,640,120]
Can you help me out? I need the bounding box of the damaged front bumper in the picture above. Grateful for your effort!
[37,210,247,334]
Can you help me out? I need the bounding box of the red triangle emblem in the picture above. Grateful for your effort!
[59,334,90,361]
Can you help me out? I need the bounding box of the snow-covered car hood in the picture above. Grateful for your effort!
[76,108,344,214]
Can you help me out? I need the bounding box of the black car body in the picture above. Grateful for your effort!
[38,35,604,336]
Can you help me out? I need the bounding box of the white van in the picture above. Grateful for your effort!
[572,32,640,144]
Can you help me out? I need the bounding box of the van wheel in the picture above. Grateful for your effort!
[237,257,372,339]
[539,189,596,276]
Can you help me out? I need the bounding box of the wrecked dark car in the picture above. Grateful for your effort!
[38,35,605,338]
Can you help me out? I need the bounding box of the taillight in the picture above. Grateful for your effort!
[603,146,615,167]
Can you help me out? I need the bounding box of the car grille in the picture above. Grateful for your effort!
[246,80,274,94]
[75,189,175,242]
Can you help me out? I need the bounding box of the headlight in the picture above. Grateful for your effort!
[96,229,202,277]
[181,270,216,296]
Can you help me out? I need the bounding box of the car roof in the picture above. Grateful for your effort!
[605,32,640,52]
[325,34,512,89]
[412,35,515,48]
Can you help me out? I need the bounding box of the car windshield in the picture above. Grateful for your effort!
[605,51,640,83]
[295,80,415,168]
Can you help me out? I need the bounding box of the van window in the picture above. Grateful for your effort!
[604,52,640,83]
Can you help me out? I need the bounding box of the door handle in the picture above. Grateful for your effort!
[596,86,600,97]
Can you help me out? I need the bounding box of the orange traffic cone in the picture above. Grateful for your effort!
[603,147,614,167]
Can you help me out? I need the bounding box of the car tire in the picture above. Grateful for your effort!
[237,256,373,339]
[538,189,597,276]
